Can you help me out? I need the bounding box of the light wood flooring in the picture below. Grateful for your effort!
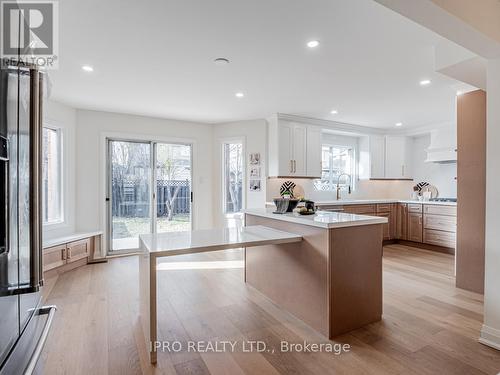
[36,244,500,374]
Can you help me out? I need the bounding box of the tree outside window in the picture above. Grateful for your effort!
[314,145,354,191]
[223,142,243,213]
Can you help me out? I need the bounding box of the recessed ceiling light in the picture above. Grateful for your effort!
[82,65,94,72]
[307,40,320,48]
[395,122,403,127]
[235,92,244,98]
[214,57,230,65]
[456,90,463,96]
[419,79,431,86]
[330,109,338,114]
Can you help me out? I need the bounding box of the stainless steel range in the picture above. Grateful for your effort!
[0,63,56,375]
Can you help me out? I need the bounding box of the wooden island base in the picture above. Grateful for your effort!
[245,214,383,339]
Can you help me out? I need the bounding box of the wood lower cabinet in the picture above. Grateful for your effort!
[42,234,101,275]
[423,214,456,233]
[342,204,393,240]
[376,203,394,241]
[317,202,455,250]
[423,229,456,249]
[395,203,408,240]
[407,212,423,243]
[42,244,66,272]
[66,239,90,262]
[343,204,376,215]
[422,206,456,249]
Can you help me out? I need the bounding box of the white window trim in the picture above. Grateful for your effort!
[316,143,357,192]
[42,121,66,229]
[220,137,246,216]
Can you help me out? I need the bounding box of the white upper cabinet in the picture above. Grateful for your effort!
[277,122,294,176]
[371,135,386,179]
[385,136,412,179]
[359,135,412,180]
[292,124,307,176]
[268,116,322,178]
[359,135,385,179]
[306,126,322,178]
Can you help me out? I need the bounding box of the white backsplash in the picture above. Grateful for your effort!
[266,178,415,202]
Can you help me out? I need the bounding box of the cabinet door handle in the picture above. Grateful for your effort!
[290,160,293,173]
[294,160,296,173]
[402,165,405,176]
[61,248,66,261]
[67,248,72,260]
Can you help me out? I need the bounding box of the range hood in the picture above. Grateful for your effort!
[425,128,457,163]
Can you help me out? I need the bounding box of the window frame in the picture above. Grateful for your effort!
[315,143,356,192]
[42,123,65,227]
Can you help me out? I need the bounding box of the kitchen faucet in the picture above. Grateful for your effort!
[336,173,352,200]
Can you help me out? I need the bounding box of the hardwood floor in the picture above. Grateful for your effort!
[37,244,500,375]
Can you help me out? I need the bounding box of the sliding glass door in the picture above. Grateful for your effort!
[155,143,192,233]
[108,139,192,253]
[109,140,152,251]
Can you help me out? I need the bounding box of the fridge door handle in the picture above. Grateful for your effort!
[24,305,57,375]
[29,69,43,290]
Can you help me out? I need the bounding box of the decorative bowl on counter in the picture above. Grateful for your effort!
[273,198,300,213]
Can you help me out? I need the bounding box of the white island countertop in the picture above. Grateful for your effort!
[139,225,302,257]
[244,208,388,229]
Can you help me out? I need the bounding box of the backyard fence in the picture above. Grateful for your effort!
[112,177,191,218]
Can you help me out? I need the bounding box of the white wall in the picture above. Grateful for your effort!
[411,134,457,198]
[74,109,214,251]
[481,58,500,349]
[42,100,77,240]
[212,119,267,227]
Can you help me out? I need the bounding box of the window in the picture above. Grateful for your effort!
[314,145,354,191]
[222,142,244,213]
[42,127,63,224]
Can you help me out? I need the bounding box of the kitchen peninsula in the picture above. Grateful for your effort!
[245,208,386,339]
[139,210,387,363]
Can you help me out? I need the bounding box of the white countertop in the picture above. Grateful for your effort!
[139,225,302,257]
[43,231,103,249]
[266,199,457,207]
[245,208,388,229]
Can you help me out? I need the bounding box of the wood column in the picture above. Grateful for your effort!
[456,89,486,294]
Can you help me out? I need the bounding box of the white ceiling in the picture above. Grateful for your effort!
[49,0,474,128]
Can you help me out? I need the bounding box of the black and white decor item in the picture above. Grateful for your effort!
[249,153,261,191]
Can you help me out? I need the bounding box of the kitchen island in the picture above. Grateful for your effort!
[244,208,387,339]
[138,211,386,363]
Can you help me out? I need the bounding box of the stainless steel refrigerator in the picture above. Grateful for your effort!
[0,63,56,374]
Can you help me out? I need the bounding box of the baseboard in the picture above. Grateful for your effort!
[479,325,500,351]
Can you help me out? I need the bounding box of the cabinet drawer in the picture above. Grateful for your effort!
[376,203,392,213]
[43,244,66,272]
[343,204,376,214]
[66,239,90,263]
[424,214,457,233]
[408,204,422,213]
[423,229,456,248]
[423,204,456,217]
